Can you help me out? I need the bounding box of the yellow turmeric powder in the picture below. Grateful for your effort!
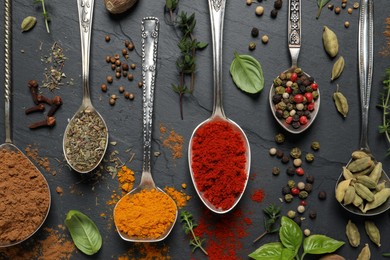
[164,186,190,208]
[117,166,135,193]
[114,189,177,239]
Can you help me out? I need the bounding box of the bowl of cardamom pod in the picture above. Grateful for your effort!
[335,150,390,216]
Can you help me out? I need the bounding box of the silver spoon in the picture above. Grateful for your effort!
[113,17,178,242]
[0,0,50,247]
[269,0,320,134]
[63,0,108,173]
[188,0,251,214]
[336,0,390,216]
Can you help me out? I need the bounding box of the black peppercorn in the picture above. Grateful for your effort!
[292,121,301,129]
[282,185,291,195]
[276,149,284,158]
[304,183,313,193]
[275,110,283,118]
[274,0,283,10]
[293,216,302,226]
[309,210,317,219]
[281,155,290,164]
[306,175,315,184]
[272,167,281,176]
[251,27,259,37]
[272,94,283,104]
[286,167,295,176]
[270,9,278,18]
[318,191,327,200]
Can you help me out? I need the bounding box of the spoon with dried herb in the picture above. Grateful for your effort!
[188,0,251,214]
[63,0,108,173]
[113,17,177,242]
[335,0,390,216]
[0,0,50,247]
[269,0,320,134]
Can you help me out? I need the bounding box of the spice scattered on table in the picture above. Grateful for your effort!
[41,42,70,90]
[251,189,265,203]
[63,109,107,172]
[164,186,190,208]
[117,165,135,193]
[191,120,247,210]
[114,189,177,239]
[0,147,50,245]
[159,123,185,159]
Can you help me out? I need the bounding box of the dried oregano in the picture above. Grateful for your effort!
[333,84,348,117]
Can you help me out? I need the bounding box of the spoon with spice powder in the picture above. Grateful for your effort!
[63,0,108,173]
[0,0,50,247]
[188,0,251,214]
[335,0,390,216]
[269,0,320,134]
[113,17,178,242]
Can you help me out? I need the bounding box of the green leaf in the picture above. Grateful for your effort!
[230,52,264,94]
[64,210,102,255]
[166,0,173,9]
[196,42,208,49]
[279,216,302,255]
[281,248,296,260]
[303,234,344,255]
[316,0,331,19]
[248,242,283,260]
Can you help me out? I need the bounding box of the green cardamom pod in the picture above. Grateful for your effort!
[357,244,371,260]
[21,16,37,32]
[346,220,360,247]
[323,26,339,58]
[365,221,381,247]
[331,56,345,81]
[333,90,348,117]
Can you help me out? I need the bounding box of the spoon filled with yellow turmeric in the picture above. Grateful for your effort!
[113,17,177,242]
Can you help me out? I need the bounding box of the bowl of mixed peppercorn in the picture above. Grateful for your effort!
[269,66,320,134]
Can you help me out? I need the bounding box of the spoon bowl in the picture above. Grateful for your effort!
[188,0,251,214]
[113,17,178,242]
[335,0,390,216]
[0,0,50,247]
[269,0,320,134]
[63,0,108,173]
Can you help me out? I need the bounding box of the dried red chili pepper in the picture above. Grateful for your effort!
[191,120,247,210]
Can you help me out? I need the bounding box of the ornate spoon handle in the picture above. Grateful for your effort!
[4,0,12,143]
[77,0,94,107]
[358,0,373,152]
[141,17,159,181]
[288,0,301,67]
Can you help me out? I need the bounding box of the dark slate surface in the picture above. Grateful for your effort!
[1,0,390,259]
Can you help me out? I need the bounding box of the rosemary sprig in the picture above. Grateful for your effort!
[253,204,281,243]
[377,68,390,155]
[34,0,50,33]
[180,210,208,256]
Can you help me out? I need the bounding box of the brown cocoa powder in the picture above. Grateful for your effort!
[0,147,50,245]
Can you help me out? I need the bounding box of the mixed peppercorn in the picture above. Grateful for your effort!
[271,66,319,130]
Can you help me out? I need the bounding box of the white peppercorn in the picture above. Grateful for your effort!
[304,229,311,236]
[297,205,305,213]
[269,147,277,156]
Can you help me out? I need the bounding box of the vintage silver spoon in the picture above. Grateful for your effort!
[269,0,320,134]
[63,0,108,173]
[336,0,390,216]
[113,17,178,242]
[188,0,251,214]
[0,0,51,247]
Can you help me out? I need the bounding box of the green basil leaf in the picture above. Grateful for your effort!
[279,216,302,254]
[281,248,296,260]
[316,0,331,19]
[65,210,102,255]
[230,52,264,94]
[303,234,344,255]
[248,242,283,260]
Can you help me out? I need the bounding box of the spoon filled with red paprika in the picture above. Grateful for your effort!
[188,0,251,214]
[269,0,320,134]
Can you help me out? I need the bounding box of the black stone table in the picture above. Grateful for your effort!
[0,0,390,259]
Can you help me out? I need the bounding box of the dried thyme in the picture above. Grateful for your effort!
[64,109,107,172]
[378,68,390,155]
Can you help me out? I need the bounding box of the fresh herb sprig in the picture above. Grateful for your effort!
[253,204,281,243]
[34,0,50,33]
[164,1,208,120]
[316,0,331,19]
[180,210,208,256]
[378,68,390,155]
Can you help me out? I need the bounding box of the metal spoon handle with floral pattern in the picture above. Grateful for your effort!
[288,0,301,67]
[4,0,12,143]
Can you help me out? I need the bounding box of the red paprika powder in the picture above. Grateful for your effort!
[191,120,247,210]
